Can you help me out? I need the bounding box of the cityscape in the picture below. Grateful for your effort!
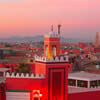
[0,0,100,100]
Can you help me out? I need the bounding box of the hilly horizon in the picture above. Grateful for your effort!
[0,35,94,43]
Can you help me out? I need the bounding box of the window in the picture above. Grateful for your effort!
[78,80,85,87]
[30,59,33,62]
[80,81,84,87]
[0,72,3,77]
[90,81,97,88]
[68,79,73,86]
[98,80,100,86]
[52,45,56,56]
[64,57,66,60]
[46,46,48,57]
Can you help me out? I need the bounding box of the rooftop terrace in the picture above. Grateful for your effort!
[68,71,100,81]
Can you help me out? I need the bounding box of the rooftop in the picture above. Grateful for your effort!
[68,71,100,81]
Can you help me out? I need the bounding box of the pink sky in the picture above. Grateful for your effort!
[0,0,100,39]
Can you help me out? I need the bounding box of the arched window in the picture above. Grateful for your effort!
[46,46,48,57]
[0,72,3,77]
[52,46,56,56]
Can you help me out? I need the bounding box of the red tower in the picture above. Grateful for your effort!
[35,28,68,100]
[44,30,60,59]
[95,32,99,47]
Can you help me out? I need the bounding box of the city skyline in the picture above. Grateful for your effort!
[0,0,100,39]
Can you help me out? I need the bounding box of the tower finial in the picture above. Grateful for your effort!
[58,24,61,35]
[51,25,53,32]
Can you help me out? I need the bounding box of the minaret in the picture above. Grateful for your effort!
[95,32,99,47]
[35,26,68,100]
[44,26,60,59]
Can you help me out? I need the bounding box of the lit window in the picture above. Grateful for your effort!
[52,46,56,56]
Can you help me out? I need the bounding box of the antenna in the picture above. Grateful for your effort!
[58,24,61,35]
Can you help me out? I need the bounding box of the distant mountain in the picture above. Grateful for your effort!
[0,35,93,43]
[0,35,44,43]
[60,37,92,43]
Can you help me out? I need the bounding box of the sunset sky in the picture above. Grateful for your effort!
[0,0,100,39]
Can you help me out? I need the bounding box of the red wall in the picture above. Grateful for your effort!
[6,78,48,100]
[4,60,69,100]
[72,80,76,86]
[35,62,46,75]
[35,62,72,74]
[30,64,35,73]
[68,91,100,100]
[0,83,6,100]
[68,64,72,72]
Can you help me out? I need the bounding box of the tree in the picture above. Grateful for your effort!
[11,65,14,72]
[2,61,7,68]
[15,63,31,73]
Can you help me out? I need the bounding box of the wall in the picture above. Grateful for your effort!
[35,62,46,75]
[6,92,30,100]
[68,91,100,100]
[6,78,48,100]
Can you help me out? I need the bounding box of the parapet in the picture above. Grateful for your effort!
[34,55,68,63]
[6,72,45,79]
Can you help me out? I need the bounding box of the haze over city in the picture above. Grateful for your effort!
[0,0,100,39]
